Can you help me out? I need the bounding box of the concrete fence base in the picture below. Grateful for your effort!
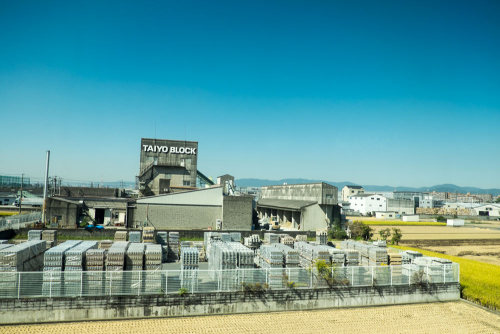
[0,283,460,324]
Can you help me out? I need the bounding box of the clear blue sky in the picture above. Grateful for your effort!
[1,0,499,188]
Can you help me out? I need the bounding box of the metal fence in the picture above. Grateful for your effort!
[0,212,41,232]
[0,263,459,299]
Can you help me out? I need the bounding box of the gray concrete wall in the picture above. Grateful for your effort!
[302,204,328,231]
[222,196,253,230]
[0,284,460,324]
[46,198,79,229]
[387,198,415,214]
[132,204,221,229]
[261,183,338,205]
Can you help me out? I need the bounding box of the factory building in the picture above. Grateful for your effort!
[138,138,200,196]
[256,182,340,231]
[386,198,415,215]
[129,186,253,230]
[341,185,365,202]
[349,194,387,216]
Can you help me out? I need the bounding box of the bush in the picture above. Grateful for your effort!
[349,221,373,240]
[436,216,446,223]
[178,287,188,296]
[329,227,347,240]
[390,228,402,245]
[379,228,391,241]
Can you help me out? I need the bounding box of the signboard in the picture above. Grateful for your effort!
[141,144,197,155]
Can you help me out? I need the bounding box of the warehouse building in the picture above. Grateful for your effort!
[349,194,387,215]
[137,138,200,196]
[387,198,415,215]
[129,186,253,230]
[256,182,340,231]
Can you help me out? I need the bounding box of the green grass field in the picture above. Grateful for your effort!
[392,245,500,311]
[358,220,446,226]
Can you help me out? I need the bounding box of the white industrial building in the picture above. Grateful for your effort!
[470,204,500,217]
[349,194,387,215]
[342,185,365,202]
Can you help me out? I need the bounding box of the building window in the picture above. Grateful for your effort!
[183,180,191,186]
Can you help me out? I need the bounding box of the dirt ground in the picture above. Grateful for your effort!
[421,245,500,266]
[2,301,499,334]
[371,225,500,240]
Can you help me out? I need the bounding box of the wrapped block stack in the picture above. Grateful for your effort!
[401,250,422,264]
[99,240,113,250]
[279,235,295,247]
[125,243,145,270]
[42,230,57,248]
[43,240,82,297]
[264,233,280,244]
[28,230,42,241]
[180,247,199,270]
[85,249,106,294]
[114,230,128,242]
[295,234,308,242]
[128,231,142,243]
[316,230,328,245]
[168,232,180,261]
[64,241,98,295]
[271,243,300,268]
[243,234,261,250]
[294,241,331,268]
[142,227,155,243]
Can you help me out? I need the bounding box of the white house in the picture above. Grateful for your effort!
[341,185,364,203]
[349,194,386,215]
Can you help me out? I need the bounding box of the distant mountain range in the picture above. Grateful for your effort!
[235,178,500,196]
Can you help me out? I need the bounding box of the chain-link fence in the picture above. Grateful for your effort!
[0,263,459,299]
[0,212,41,231]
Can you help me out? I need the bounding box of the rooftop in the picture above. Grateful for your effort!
[257,198,317,211]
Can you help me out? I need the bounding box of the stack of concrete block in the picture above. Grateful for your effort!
[220,233,232,242]
[316,230,328,245]
[208,241,238,270]
[128,231,142,243]
[401,250,422,264]
[168,232,180,261]
[28,230,42,241]
[343,249,360,266]
[243,234,261,250]
[99,240,113,250]
[180,247,199,270]
[0,240,46,297]
[144,244,163,293]
[204,232,221,260]
[85,249,106,295]
[256,245,284,269]
[264,233,280,244]
[294,241,331,268]
[125,243,145,271]
[65,241,98,270]
[64,241,98,295]
[42,230,57,248]
[145,244,162,270]
[295,234,308,242]
[368,247,388,266]
[156,232,169,262]
[43,240,82,296]
[227,242,254,269]
[114,231,128,242]
[388,253,402,265]
[142,227,155,243]
[280,235,295,247]
[106,242,129,271]
[271,243,300,268]
[230,232,241,242]
[324,247,346,266]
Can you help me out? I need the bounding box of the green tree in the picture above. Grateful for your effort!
[348,221,373,241]
[379,228,391,241]
[391,228,403,245]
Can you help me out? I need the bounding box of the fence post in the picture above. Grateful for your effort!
[371,266,374,286]
[426,265,429,284]
[165,270,168,295]
[109,272,113,296]
[390,266,393,286]
[443,265,446,284]
[17,272,21,299]
[266,268,269,287]
[351,267,354,286]
[80,271,83,297]
[217,270,221,292]
[49,273,52,298]
[309,268,312,288]
[138,271,142,296]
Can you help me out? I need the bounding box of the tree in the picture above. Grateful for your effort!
[379,228,391,242]
[348,221,374,241]
[391,228,402,245]
[495,197,500,203]
[328,226,347,240]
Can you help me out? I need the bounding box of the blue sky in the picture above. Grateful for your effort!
[0,0,499,188]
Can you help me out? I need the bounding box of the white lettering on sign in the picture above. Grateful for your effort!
[142,145,196,155]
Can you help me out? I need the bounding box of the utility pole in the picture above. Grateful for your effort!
[42,150,50,225]
[19,173,23,214]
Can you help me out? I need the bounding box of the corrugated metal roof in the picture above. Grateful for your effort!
[257,198,317,211]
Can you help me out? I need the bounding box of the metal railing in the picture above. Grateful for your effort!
[0,212,41,232]
[0,263,459,299]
